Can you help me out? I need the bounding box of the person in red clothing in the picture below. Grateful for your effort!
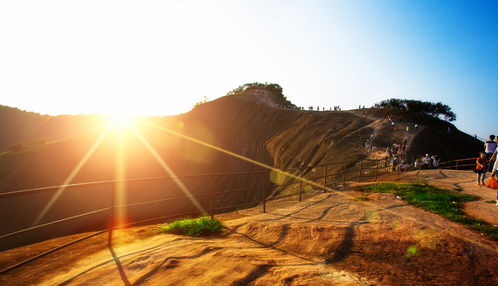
[475,152,489,186]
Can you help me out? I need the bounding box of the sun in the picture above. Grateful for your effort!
[108,113,136,129]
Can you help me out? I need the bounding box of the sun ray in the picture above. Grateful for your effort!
[140,119,327,192]
[112,125,128,228]
[132,127,207,216]
[32,127,111,226]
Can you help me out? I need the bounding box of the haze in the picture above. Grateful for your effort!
[0,0,496,137]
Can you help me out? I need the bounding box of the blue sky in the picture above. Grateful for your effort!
[0,0,496,138]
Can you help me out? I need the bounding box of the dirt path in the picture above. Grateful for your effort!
[1,184,496,285]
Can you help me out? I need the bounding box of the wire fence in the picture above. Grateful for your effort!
[0,157,392,274]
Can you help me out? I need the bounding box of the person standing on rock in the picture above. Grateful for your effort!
[485,135,497,171]
[475,152,488,186]
[489,154,498,205]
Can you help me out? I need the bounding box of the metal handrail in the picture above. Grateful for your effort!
[0,157,387,274]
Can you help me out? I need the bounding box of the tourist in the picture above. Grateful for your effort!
[399,160,410,171]
[485,135,497,159]
[432,155,440,168]
[391,156,399,172]
[485,135,497,172]
[386,146,392,158]
[414,156,422,169]
[475,152,488,186]
[421,154,432,169]
[490,158,498,205]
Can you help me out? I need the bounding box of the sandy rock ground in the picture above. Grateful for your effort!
[0,170,497,285]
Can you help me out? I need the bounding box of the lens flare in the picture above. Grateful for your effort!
[132,127,207,216]
[33,127,111,226]
[112,126,128,229]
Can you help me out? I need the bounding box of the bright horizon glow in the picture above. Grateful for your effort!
[108,114,137,130]
[1,1,497,137]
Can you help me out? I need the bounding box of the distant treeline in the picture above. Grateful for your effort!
[374,98,456,122]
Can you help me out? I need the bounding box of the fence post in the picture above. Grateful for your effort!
[374,161,379,182]
[209,176,214,220]
[324,164,328,191]
[342,161,347,189]
[455,160,459,170]
[108,182,116,247]
[299,167,303,202]
[262,172,267,213]
[358,160,363,183]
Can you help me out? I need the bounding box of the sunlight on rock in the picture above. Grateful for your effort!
[270,170,287,185]
[414,228,441,249]
[183,124,218,165]
[390,220,400,230]
[304,184,313,192]
[364,209,379,221]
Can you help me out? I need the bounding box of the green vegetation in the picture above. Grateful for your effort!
[374,98,456,122]
[357,183,498,241]
[225,82,297,108]
[193,96,209,109]
[485,200,497,204]
[405,245,419,257]
[354,195,369,201]
[157,217,225,236]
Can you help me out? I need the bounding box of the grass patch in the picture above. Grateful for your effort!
[357,183,498,241]
[485,200,497,204]
[354,196,369,201]
[157,217,224,236]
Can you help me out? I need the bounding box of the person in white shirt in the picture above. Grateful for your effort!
[485,135,497,158]
[486,136,498,171]
[422,154,432,169]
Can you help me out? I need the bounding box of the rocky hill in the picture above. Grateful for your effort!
[0,86,483,250]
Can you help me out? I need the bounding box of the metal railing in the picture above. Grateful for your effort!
[0,157,388,274]
[438,157,477,170]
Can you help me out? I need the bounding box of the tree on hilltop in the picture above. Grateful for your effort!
[375,99,456,122]
[225,82,297,109]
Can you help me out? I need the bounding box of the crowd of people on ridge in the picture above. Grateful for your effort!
[381,134,440,173]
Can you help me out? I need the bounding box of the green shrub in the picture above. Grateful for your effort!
[157,217,224,236]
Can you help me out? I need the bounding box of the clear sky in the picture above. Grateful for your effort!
[1,0,497,138]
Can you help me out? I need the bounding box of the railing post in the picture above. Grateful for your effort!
[209,176,214,220]
[455,160,459,170]
[262,172,267,213]
[324,164,328,191]
[108,182,116,247]
[374,161,379,182]
[299,167,303,202]
[342,161,347,189]
[358,160,363,183]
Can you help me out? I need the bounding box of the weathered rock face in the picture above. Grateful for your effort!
[0,89,482,250]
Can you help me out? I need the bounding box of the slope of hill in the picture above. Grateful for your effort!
[0,87,483,250]
[0,105,108,152]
